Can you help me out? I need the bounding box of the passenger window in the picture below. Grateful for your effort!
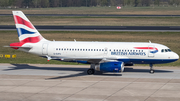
[165,49,168,52]
[119,50,121,51]
[94,49,96,51]
[109,49,111,51]
[80,49,82,51]
[91,49,93,51]
[116,49,118,51]
[64,48,66,51]
[99,49,101,51]
[70,49,71,51]
[72,49,74,51]
[102,49,104,51]
[56,48,58,50]
[114,49,115,51]
[97,49,98,51]
[78,49,79,51]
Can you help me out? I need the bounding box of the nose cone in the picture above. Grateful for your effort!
[173,52,179,60]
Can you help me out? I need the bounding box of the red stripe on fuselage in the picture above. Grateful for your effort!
[134,47,158,50]
[14,15,35,29]
[10,35,42,49]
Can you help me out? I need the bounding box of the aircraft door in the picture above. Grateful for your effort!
[42,43,48,55]
[104,48,108,55]
[148,45,154,57]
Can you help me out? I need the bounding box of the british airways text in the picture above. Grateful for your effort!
[111,52,146,56]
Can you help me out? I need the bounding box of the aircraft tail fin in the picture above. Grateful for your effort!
[12,11,46,42]
[11,11,48,48]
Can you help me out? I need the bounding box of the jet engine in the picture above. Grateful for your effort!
[95,61,124,72]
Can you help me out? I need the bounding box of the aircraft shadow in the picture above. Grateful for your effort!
[124,67,173,73]
[2,64,173,79]
[4,64,122,79]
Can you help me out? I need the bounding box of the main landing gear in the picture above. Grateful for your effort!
[149,64,154,74]
[87,64,95,75]
[87,69,95,75]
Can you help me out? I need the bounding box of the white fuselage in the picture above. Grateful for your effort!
[24,40,179,64]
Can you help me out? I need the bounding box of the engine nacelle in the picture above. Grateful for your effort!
[95,61,124,72]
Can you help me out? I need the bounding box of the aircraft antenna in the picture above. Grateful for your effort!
[149,40,151,43]
[74,39,76,42]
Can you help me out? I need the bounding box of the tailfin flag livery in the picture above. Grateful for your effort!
[8,11,179,74]
[11,11,46,48]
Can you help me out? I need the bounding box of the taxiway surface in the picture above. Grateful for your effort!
[0,63,180,101]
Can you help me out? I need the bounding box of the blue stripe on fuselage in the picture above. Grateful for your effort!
[119,59,178,64]
[150,50,158,53]
[73,59,178,64]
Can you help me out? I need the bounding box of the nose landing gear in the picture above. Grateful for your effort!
[149,64,154,74]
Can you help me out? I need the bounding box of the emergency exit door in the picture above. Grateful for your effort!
[42,43,48,55]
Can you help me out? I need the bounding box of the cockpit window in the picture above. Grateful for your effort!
[161,49,172,53]
[168,49,172,52]
[161,49,164,52]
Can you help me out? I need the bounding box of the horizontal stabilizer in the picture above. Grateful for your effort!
[4,45,32,49]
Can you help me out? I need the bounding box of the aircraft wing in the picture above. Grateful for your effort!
[47,56,129,64]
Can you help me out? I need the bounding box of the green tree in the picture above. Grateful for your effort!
[134,0,141,7]
[154,0,160,6]
[101,0,108,6]
[32,0,41,7]
[0,0,9,7]
[41,0,49,8]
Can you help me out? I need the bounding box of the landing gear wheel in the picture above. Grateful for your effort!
[150,69,154,74]
[149,64,154,74]
[87,69,95,75]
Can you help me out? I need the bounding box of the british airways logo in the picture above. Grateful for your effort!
[111,51,146,56]
[134,47,158,54]
[111,47,158,56]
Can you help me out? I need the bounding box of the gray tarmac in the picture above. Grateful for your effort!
[0,63,180,101]
[1,25,180,32]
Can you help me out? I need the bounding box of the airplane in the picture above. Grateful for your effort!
[8,11,179,74]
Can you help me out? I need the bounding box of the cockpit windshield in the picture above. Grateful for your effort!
[168,49,172,52]
[161,49,172,53]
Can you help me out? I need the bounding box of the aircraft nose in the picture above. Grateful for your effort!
[173,52,179,60]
